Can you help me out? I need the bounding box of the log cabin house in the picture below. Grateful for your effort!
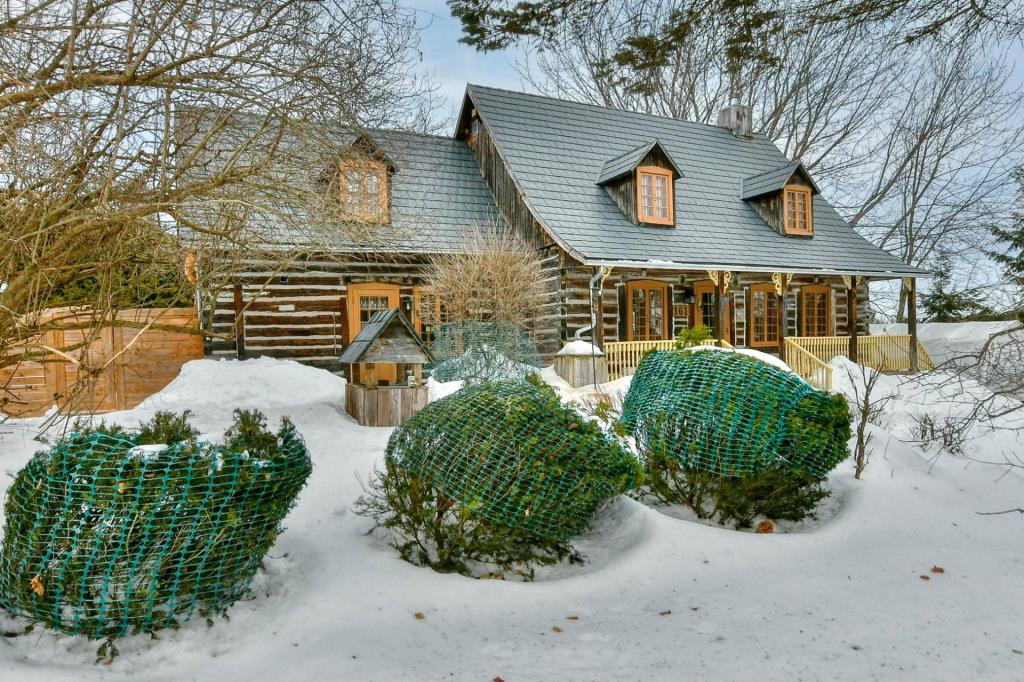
[198,85,931,390]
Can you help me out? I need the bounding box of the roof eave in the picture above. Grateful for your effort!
[580,258,928,280]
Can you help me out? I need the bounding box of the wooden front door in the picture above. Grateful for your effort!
[748,283,781,349]
[626,280,670,340]
[347,282,401,382]
[693,280,732,340]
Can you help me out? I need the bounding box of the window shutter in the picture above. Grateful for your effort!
[617,284,627,341]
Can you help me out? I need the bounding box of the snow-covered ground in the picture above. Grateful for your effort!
[1,354,1022,681]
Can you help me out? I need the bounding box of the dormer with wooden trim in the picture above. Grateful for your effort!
[741,160,820,238]
[329,133,398,224]
[597,140,683,227]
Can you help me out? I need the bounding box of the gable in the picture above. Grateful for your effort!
[462,84,923,278]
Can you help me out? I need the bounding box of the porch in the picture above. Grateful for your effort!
[605,334,935,391]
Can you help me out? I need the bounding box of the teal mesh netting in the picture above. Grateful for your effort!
[428,320,542,384]
[387,379,643,541]
[0,418,311,639]
[620,350,850,479]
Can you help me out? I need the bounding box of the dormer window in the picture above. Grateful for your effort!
[596,140,682,228]
[338,159,388,221]
[742,161,819,238]
[637,166,674,225]
[783,185,812,236]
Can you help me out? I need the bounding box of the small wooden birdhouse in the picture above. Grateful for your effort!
[339,308,434,426]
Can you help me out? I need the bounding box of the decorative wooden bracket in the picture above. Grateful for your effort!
[842,275,861,290]
[771,272,793,296]
[902,276,914,289]
[706,270,720,286]
[722,271,733,294]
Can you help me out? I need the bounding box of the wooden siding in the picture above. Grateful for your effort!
[0,308,202,417]
[207,250,564,367]
[468,115,566,358]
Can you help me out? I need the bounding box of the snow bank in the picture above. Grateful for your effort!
[831,355,1024,457]
[137,357,346,414]
[872,321,1020,364]
[0,355,1022,681]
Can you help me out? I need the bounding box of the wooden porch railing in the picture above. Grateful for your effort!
[784,339,835,391]
[605,339,734,380]
[787,335,936,375]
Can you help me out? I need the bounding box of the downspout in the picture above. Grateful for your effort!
[576,266,612,343]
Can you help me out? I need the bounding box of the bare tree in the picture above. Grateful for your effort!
[0,0,432,403]
[843,39,1024,320]
[843,362,896,478]
[424,221,552,331]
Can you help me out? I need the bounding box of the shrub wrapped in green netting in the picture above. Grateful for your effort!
[428,320,542,384]
[620,350,850,479]
[0,410,311,640]
[386,378,643,542]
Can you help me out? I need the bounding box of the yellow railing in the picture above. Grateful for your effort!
[787,335,936,375]
[605,339,733,380]
[784,339,834,391]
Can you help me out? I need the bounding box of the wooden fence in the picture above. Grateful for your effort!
[606,339,734,380]
[0,308,203,418]
[787,335,936,374]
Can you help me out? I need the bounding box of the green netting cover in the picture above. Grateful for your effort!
[620,350,850,479]
[428,320,542,384]
[387,380,643,541]
[0,423,311,639]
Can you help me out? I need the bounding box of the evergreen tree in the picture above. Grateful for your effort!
[920,253,987,322]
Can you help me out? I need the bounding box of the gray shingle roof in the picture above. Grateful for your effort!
[596,139,682,185]
[464,84,923,278]
[741,160,821,200]
[178,113,500,254]
[338,308,433,364]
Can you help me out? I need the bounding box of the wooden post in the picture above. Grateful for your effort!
[714,278,724,341]
[777,281,787,362]
[595,282,605,346]
[233,283,246,360]
[908,277,919,373]
[848,282,859,363]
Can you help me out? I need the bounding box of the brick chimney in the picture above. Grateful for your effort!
[718,96,752,138]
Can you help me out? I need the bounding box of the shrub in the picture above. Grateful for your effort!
[357,377,643,577]
[675,323,713,349]
[0,410,311,643]
[621,350,850,526]
[642,440,830,529]
[621,350,850,478]
[428,320,542,385]
[355,460,580,580]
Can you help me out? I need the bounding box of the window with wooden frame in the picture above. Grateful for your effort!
[748,283,781,348]
[413,288,447,344]
[636,166,674,225]
[625,280,669,340]
[783,185,813,236]
[338,159,388,221]
[800,284,831,337]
